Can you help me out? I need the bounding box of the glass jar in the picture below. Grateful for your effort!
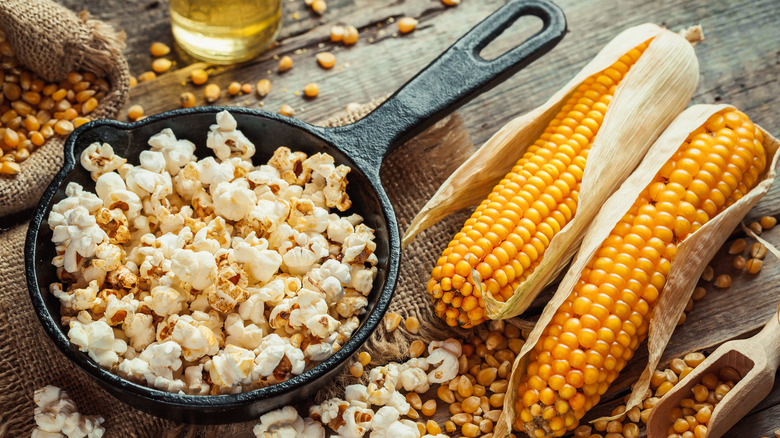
[169,0,282,64]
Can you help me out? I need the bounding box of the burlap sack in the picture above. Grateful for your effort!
[0,0,130,217]
[0,100,477,437]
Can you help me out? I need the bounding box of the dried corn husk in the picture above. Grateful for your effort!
[402,23,700,320]
[494,104,780,436]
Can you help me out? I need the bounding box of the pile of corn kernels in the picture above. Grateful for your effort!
[0,29,108,175]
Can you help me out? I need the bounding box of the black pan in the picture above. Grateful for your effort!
[25,0,565,424]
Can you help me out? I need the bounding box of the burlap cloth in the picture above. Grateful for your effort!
[0,0,130,217]
[0,95,479,436]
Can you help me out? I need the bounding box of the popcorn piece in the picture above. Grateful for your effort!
[224,312,264,349]
[233,232,283,283]
[207,111,256,161]
[123,313,155,350]
[252,334,305,379]
[342,224,376,264]
[288,289,340,339]
[184,364,210,395]
[305,259,350,304]
[196,156,234,187]
[80,142,126,181]
[171,315,220,361]
[336,405,374,438]
[349,266,377,296]
[253,406,324,438]
[426,338,461,384]
[52,281,100,311]
[212,178,257,221]
[268,147,308,185]
[335,290,368,318]
[288,198,329,234]
[119,341,185,392]
[323,164,351,211]
[83,242,124,284]
[68,320,127,368]
[50,205,108,273]
[171,249,217,290]
[103,294,139,326]
[148,127,196,175]
[139,150,166,174]
[93,207,131,245]
[33,385,105,438]
[144,284,186,317]
[208,344,255,388]
[326,216,354,244]
[207,262,250,313]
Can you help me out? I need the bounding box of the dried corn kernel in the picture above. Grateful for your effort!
[204,83,221,103]
[137,71,156,82]
[278,55,293,72]
[303,82,319,98]
[398,17,419,34]
[343,25,359,45]
[150,42,171,57]
[191,69,208,85]
[228,82,241,96]
[152,58,172,74]
[316,52,336,69]
[746,258,763,274]
[760,216,776,230]
[311,0,327,15]
[256,79,271,97]
[180,92,196,108]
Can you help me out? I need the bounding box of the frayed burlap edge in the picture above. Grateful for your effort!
[0,0,131,217]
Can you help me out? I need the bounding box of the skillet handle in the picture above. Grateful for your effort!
[317,0,566,174]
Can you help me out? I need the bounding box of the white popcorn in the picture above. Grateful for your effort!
[171,315,220,361]
[52,281,100,311]
[123,313,155,350]
[398,367,429,393]
[336,405,374,438]
[50,111,376,395]
[252,334,305,379]
[80,142,126,181]
[144,284,186,317]
[209,344,255,388]
[148,127,196,175]
[233,232,282,283]
[426,339,461,384]
[224,313,264,349]
[369,407,400,437]
[212,178,257,221]
[253,406,324,438]
[68,320,127,368]
[207,111,256,161]
[326,216,355,244]
[342,224,376,264]
[33,385,105,438]
[184,364,210,395]
[171,249,217,290]
[50,205,108,273]
[349,266,377,296]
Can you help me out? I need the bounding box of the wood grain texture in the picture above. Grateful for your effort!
[29,0,780,436]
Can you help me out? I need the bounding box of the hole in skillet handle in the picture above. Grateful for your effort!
[315,0,567,177]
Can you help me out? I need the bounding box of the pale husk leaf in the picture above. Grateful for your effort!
[494,104,780,435]
[401,23,667,248]
[483,27,699,319]
[741,222,780,259]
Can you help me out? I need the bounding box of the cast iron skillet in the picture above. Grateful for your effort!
[26,0,565,424]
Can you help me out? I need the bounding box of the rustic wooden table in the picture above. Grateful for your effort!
[43,0,780,436]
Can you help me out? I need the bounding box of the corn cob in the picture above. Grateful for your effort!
[513,109,767,437]
[427,42,651,328]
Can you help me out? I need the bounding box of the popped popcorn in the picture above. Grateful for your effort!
[33,385,105,438]
[48,111,376,395]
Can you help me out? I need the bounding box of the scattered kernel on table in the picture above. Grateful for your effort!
[330,25,344,42]
[728,238,747,254]
[278,55,293,72]
[701,265,714,282]
[191,68,208,85]
[137,71,156,82]
[398,17,419,34]
[256,79,271,97]
[343,25,359,45]
[316,51,336,69]
[404,316,420,334]
[750,242,767,259]
[733,255,746,270]
[241,83,252,94]
[311,0,327,15]
[442,0,461,5]
[749,221,763,235]
[151,58,172,74]
[204,83,221,103]
[127,104,144,121]
[746,258,763,274]
[303,82,319,98]
[179,92,196,108]
[279,103,295,116]
[150,41,171,57]
[760,215,777,230]
[228,81,241,95]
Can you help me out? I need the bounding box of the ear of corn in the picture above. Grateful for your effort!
[425,23,700,328]
[511,109,767,437]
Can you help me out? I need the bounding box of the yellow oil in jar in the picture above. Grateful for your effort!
[169,0,282,64]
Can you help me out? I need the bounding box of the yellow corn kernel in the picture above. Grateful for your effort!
[152,58,173,74]
[150,42,171,57]
[278,55,293,72]
[398,17,419,34]
[514,108,767,437]
[316,52,336,69]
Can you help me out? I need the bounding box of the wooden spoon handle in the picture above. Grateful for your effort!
[751,305,780,371]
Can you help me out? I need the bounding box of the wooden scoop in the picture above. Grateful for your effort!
[646,305,780,438]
